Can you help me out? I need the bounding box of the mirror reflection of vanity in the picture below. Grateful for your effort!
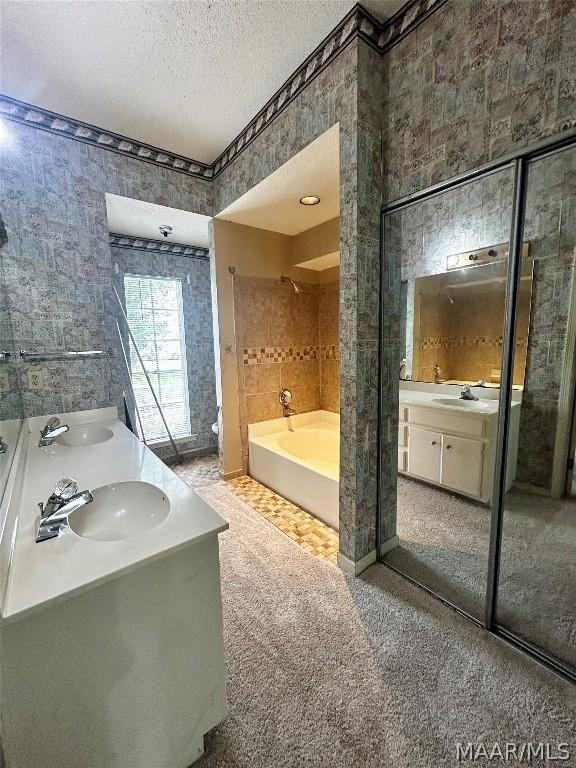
[398,244,533,502]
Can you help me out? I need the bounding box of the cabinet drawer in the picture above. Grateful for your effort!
[409,406,485,438]
[398,425,408,448]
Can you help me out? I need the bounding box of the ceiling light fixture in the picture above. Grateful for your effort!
[299,196,320,206]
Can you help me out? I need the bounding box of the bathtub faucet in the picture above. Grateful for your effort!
[279,389,296,420]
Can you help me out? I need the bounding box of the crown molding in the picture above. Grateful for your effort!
[0,0,445,181]
[0,96,213,180]
[109,233,209,259]
[209,0,447,178]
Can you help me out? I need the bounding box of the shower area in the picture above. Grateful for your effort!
[210,214,340,542]
[378,128,576,682]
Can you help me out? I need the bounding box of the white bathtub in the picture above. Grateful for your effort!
[248,411,339,529]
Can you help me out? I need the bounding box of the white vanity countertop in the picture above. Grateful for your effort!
[399,388,521,416]
[3,415,228,623]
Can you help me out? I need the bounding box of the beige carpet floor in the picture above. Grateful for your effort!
[195,482,576,768]
[388,476,576,667]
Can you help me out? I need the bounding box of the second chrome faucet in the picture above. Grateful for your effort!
[38,417,69,447]
[36,478,93,542]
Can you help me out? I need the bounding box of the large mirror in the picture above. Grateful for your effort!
[402,252,534,389]
[381,166,517,621]
[0,219,24,507]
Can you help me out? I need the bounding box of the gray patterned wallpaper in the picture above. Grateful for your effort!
[382,0,576,202]
[111,245,217,459]
[0,121,212,419]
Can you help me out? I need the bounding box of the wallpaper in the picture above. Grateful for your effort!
[0,122,212,419]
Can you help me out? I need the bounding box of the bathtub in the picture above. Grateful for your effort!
[248,411,339,529]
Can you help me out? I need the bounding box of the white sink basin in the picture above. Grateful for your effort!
[433,397,486,409]
[68,481,170,541]
[55,425,114,447]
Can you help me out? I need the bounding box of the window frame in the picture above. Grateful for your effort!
[123,272,192,444]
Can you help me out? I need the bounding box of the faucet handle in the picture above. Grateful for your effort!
[52,478,78,500]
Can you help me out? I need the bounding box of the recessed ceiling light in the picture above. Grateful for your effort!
[299,195,320,206]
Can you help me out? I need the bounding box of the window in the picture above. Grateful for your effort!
[124,274,191,442]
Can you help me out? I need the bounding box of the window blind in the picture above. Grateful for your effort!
[124,274,191,442]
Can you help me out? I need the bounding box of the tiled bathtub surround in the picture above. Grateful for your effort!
[414,292,530,387]
[233,275,340,469]
[110,242,217,458]
[319,280,340,413]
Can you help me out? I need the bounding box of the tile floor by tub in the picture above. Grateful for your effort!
[173,454,339,564]
[173,453,222,489]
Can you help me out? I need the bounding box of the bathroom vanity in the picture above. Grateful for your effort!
[0,408,228,768]
[398,384,520,502]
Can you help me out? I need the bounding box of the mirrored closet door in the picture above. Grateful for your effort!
[380,166,517,622]
[496,145,576,672]
[379,133,576,682]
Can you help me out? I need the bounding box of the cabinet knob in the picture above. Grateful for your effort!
[431,440,437,445]
[445,445,452,450]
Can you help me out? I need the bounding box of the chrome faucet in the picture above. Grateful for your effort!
[460,384,479,401]
[400,358,407,381]
[279,389,296,431]
[39,417,69,447]
[36,478,93,542]
[279,389,295,417]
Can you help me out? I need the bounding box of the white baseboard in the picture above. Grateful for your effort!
[379,534,399,556]
[337,548,377,576]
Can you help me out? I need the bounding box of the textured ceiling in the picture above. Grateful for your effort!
[216,125,339,235]
[105,194,211,247]
[0,0,404,164]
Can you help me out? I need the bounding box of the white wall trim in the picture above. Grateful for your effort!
[379,534,399,556]
[337,548,377,576]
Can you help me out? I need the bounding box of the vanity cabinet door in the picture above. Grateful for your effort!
[440,434,483,497]
[408,427,442,482]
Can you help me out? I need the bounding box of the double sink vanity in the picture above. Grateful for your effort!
[0,407,228,768]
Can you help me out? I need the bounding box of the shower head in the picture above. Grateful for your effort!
[281,275,300,294]
[447,295,455,304]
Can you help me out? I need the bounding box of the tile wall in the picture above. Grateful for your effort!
[319,280,340,412]
[414,290,530,386]
[233,274,340,469]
